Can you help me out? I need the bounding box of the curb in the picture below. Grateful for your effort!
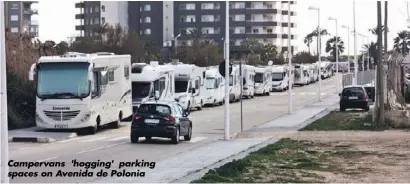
[8,137,56,143]
[173,99,338,183]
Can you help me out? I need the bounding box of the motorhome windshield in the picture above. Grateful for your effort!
[175,81,188,93]
[37,62,90,99]
[272,73,283,81]
[254,73,264,83]
[132,82,151,98]
[205,77,216,89]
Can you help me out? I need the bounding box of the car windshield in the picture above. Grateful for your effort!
[343,87,364,96]
[137,104,171,116]
[272,73,283,81]
[255,73,264,83]
[37,62,90,99]
[205,77,216,89]
[175,81,188,93]
[132,82,151,98]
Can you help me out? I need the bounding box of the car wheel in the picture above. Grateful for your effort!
[145,136,152,141]
[171,127,180,144]
[130,132,139,143]
[111,116,121,129]
[340,106,346,112]
[87,125,97,135]
[184,125,192,141]
[213,100,217,107]
[364,106,369,111]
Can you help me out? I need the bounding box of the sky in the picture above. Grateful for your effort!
[36,0,410,56]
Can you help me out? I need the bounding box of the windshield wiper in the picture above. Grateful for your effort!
[40,92,83,100]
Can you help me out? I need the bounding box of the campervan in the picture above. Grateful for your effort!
[28,52,132,134]
[171,64,205,111]
[130,61,175,112]
[320,61,332,79]
[241,64,255,98]
[254,66,272,95]
[307,64,316,84]
[294,64,309,86]
[271,66,289,91]
[203,68,225,106]
[229,65,241,102]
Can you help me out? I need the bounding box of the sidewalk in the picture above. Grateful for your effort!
[97,93,339,183]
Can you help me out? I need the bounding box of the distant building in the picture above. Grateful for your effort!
[75,1,298,54]
[4,1,39,37]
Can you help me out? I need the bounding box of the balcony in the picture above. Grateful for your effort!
[75,25,85,31]
[75,2,85,8]
[75,14,84,19]
[246,20,278,27]
[23,8,38,15]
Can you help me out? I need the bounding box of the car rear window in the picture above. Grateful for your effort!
[342,87,364,96]
[137,104,172,115]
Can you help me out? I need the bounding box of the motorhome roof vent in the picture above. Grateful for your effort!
[150,61,159,67]
[94,52,115,56]
[61,52,87,58]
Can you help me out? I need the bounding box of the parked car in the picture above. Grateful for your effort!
[130,100,192,144]
[339,86,370,111]
[363,82,375,104]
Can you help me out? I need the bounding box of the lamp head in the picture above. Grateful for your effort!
[328,17,336,21]
[308,6,318,10]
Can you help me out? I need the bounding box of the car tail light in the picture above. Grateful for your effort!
[164,116,176,121]
[133,114,141,120]
[362,93,367,100]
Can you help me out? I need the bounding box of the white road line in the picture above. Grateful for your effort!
[80,136,108,143]
[36,157,58,162]
[308,92,316,95]
[75,141,128,155]
[189,137,207,143]
[321,92,327,95]
[58,137,84,143]
[300,92,306,95]
[279,93,287,96]
[106,136,128,142]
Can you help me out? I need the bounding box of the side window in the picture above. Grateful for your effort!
[101,71,108,85]
[124,66,129,79]
[173,104,182,116]
[159,77,166,96]
[153,79,159,92]
[108,70,115,81]
[92,72,100,98]
[195,78,200,89]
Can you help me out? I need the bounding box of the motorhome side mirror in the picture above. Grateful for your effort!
[338,93,341,96]
[183,110,190,117]
[155,91,160,99]
[29,71,34,81]
[191,88,196,94]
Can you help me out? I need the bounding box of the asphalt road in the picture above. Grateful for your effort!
[8,77,338,183]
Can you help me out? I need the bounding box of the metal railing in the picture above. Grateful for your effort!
[342,70,375,87]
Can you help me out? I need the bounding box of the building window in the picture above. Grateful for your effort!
[140,18,142,23]
[10,27,18,33]
[94,17,100,24]
[101,5,105,12]
[253,29,259,34]
[267,29,273,33]
[144,29,151,35]
[90,18,94,24]
[145,17,151,23]
[94,6,99,12]
[10,15,18,21]
[101,17,105,24]
[85,18,89,25]
[89,7,93,13]
[144,4,151,11]
[186,3,195,10]
[267,4,273,9]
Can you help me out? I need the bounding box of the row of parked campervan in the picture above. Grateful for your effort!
[27,52,335,134]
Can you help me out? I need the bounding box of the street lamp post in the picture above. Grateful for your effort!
[172,33,181,55]
[224,0,230,140]
[287,3,292,114]
[341,25,350,73]
[308,6,321,101]
[353,1,358,85]
[329,17,339,92]
[358,33,365,72]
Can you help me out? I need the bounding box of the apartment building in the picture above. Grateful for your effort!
[75,1,297,53]
[4,1,39,37]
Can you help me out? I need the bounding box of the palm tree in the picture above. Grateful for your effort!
[325,36,345,61]
[363,42,379,66]
[188,28,205,44]
[368,26,389,35]
[304,33,314,54]
[308,27,329,55]
[393,30,410,54]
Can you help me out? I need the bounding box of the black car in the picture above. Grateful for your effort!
[339,86,370,111]
[130,101,192,144]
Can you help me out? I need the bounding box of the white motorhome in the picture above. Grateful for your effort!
[307,64,316,84]
[320,61,332,79]
[271,66,289,92]
[130,61,175,112]
[254,66,272,95]
[203,68,225,106]
[294,64,309,86]
[229,65,241,102]
[28,52,132,134]
[171,64,205,111]
[241,64,255,98]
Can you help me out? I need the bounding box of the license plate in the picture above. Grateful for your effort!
[55,124,68,128]
[145,119,159,124]
[348,96,358,100]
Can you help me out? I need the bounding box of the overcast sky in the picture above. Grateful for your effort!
[36,0,410,56]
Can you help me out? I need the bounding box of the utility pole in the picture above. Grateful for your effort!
[287,3,292,114]
[376,1,383,127]
[381,1,388,126]
[0,2,10,183]
[353,2,358,85]
[224,0,230,140]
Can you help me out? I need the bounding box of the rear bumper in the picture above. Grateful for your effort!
[340,101,368,108]
[131,125,177,138]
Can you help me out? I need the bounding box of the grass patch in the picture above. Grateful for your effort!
[191,138,375,183]
[301,111,387,131]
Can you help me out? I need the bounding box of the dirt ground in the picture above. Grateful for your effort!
[289,130,410,183]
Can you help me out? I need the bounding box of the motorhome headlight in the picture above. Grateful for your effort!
[80,112,91,122]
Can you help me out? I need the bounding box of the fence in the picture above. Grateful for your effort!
[342,69,376,87]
